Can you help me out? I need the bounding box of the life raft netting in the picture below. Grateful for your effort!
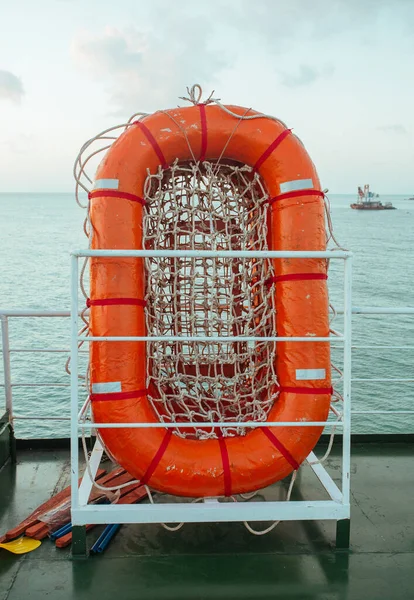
[143,160,278,439]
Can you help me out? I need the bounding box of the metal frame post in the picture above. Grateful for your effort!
[337,255,352,548]
[1,316,13,421]
[70,254,87,558]
[1,315,16,463]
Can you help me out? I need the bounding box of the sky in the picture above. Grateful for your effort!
[0,0,413,193]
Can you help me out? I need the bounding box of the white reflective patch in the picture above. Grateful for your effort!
[93,178,119,190]
[296,369,326,381]
[92,381,122,393]
[280,178,314,193]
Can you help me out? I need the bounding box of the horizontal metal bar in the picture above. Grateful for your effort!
[351,378,414,382]
[0,383,85,388]
[12,415,71,421]
[0,306,412,319]
[78,420,342,429]
[10,383,71,387]
[352,306,414,315]
[352,346,414,350]
[306,452,343,503]
[79,335,343,343]
[6,348,71,353]
[336,307,414,315]
[0,310,71,317]
[72,249,352,259]
[0,348,88,353]
[72,500,350,526]
[351,411,414,415]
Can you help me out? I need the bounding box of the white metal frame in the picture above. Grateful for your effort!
[69,249,353,527]
[1,254,413,536]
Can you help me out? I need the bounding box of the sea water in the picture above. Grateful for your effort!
[0,193,413,437]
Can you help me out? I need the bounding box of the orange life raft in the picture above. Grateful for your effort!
[88,103,331,497]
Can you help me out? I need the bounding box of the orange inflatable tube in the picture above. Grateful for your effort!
[88,104,331,497]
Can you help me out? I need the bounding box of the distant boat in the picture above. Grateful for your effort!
[406,196,414,201]
[350,184,396,210]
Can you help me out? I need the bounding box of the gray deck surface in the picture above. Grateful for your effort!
[0,442,413,600]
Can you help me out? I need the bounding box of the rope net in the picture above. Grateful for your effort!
[143,160,278,439]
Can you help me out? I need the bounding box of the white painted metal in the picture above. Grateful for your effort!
[72,500,349,526]
[0,316,12,420]
[70,255,80,516]
[78,438,104,507]
[80,335,341,343]
[0,348,71,353]
[78,421,343,429]
[12,415,71,420]
[73,249,352,259]
[2,249,414,535]
[341,256,352,512]
[0,310,71,317]
[352,410,414,415]
[1,302,413,428]
[353,345,414,349]
[352,378,414,382]
[351,306,414,314]
[70,249,353,531]
[306,452,343,503]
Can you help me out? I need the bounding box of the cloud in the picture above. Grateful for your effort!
[378,124,408,135]
[70,0,413,113]
[228,0,414,41]
[280,64,334,88]
[0,70,24,104]
[1,134,35,154]
[71,20,227,115]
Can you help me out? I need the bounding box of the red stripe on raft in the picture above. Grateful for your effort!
[267,189,325,205]
[140,429,173,485]
[253,129,292,173]
[265,273,328,286]
[87,298,147,308]
[217,433,232,497]
[134,121,169,169]
[199,104,207,162]
[88,190,146,205]
[260,427,299,470]
[277,386,333,395]
[90,389,148,402]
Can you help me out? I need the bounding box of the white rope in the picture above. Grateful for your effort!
[242,470,297,535]
[145,486,204,532]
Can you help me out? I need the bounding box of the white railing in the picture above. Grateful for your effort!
[2,306,414,423]
[1,250,413,550]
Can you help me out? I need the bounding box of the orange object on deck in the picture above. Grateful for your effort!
[89,102,331,497]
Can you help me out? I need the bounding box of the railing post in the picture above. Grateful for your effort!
[70,254,87,556]
[341,255,352,532]
[1,316,13,419]
[1,315,16,463]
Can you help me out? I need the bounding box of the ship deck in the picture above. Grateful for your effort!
[0,439,413,600]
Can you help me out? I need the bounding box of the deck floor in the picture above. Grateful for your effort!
[0,442,413,599]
